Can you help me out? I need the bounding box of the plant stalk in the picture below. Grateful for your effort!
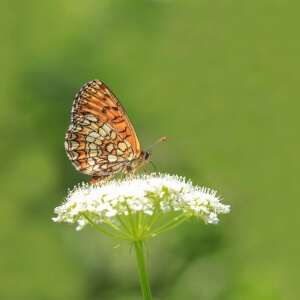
[133,241,152,300]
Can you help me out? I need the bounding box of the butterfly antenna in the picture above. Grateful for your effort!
[147,136,167,152]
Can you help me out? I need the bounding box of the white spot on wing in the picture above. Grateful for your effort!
[89,131,100,139]
[81,119,91,126]
[111,131,117,140]
[70,133,77,140]
[106,143,114,153]
[118,142,127,151]
[86,115,98,122]
[102,123,111,133]
[70,151,79,159]
[116,149,124,156]
[70,141,79,150]
[89,150,98,157]
[88,158,95,166]
[73,124,82,132]
[108,155,117,162]
[86,136,95,143]
[112,164,122,171]
[99,127,108,137]
[95,139,103,146]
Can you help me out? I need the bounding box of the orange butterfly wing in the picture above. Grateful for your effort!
[65,80,142,183]
[71,80,141,156]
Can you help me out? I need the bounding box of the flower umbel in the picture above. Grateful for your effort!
[53,174,230,241]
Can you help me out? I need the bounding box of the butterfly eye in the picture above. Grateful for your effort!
[144,151,152,161]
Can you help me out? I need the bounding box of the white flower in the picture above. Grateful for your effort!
[53,174,230,241]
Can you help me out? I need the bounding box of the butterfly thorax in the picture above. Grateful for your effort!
[124,151,152,173]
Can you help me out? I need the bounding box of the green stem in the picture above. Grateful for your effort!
[126,203,138,239]
[133,241,152,300]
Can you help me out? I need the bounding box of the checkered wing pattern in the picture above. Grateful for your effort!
[65,80,144,184]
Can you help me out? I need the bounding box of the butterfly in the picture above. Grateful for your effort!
[65,79,166,184]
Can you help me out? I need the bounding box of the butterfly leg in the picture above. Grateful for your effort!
[120,170,125,182]
[129,168,138,181]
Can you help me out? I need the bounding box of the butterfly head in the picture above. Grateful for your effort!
[143,135,167,162]
[143,150,152,162]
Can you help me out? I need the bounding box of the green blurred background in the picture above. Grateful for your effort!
[1,0,299,299]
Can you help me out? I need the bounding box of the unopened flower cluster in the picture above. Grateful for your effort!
[53,174,230,235]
